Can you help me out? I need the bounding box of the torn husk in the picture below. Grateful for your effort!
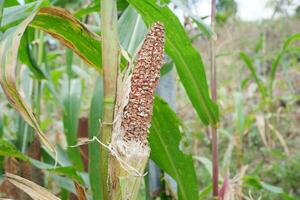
[109,22,165,200]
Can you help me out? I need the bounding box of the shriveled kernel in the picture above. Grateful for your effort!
[121,22,165,146]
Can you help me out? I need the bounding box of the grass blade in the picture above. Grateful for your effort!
[62,79,83,170]
[88,76,103,200]
[269,33,300,96]
[239,52,267,97]
[0,4,103,152]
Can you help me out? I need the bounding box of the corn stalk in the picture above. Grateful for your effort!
[100,0,119,199]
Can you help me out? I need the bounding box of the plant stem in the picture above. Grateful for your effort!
[100,0,119,199]
[210,0,219,198]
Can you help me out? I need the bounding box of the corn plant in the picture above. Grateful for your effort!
[239,33,300,154]
[0,0,220,199]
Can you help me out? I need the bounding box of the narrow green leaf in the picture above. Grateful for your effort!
[128,0,219,125]
[0,4,102,152]
[254,34,265,53]
[0,0,4,27]
[150,97,198,200]
[19,29,47,79]
[194,156,213,177]
[48,166,84,185]
[74,1,99,18]
[170,1,214,39]
[0,143,86,188]
[261,182,283,194]
[62,79,83,170]
[0,1,55,152]
[88,76,104,200]
[29,7,102,68]
[0,139,29,161]
[243,176,285,194]
[118,5,147,56]
[0,1,49,32]
[269,33,300,95]
[66,48,73,79]
[234,92,245,133]
[29,158,85,185]
[0,116,3,138]
[191,16,214,38]
[199,184,212,200]
[74,0,129,19]
[3,0,19,7]
[239,52,267,97]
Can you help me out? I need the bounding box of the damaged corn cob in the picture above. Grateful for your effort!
[109,22,165,200]
[122,22,165,146]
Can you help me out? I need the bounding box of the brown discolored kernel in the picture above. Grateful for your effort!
[121,22,165,146]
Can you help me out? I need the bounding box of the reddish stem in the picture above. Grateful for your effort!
[210,0,219,198]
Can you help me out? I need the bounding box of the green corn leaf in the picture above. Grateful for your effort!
[191,16,214,39]
[62,79,83,170]
[0,139,29,161]
[128,0,219,125]
[0,139,86,191]
[269,33,300,96]
[239,52,267,97]
[3,0,19,8]
[88,76,104,200]
[0,0,4,27]
[199,184,212,200]
[0,1,49,32]
[18,29,47,79]
[150,97,198,200]
[170,1,213,39]
[74,0,129,19]
[0,2,55,152]
[29,7,102,68]
[0,3,102,153]
[118,5,147,56]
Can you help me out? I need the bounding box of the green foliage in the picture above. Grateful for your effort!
[150,97,198,200]
[62,79,83,170]
[269,33,300,96]
[0,139,29,161]
[88,76,104,200]
[118,6,147,56]
[191,16,214,39]
[30,7,102,68]
[239,52,267,97]
[19,29,47,79]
